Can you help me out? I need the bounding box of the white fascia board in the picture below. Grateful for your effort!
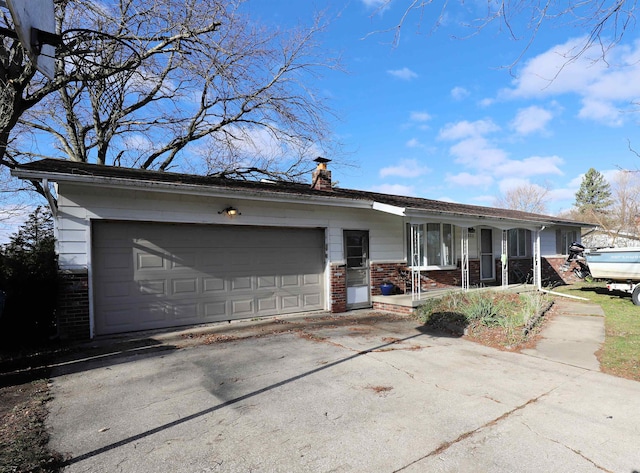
[372,201,405,216]
[12,169,372,210]
[405,209,551,230]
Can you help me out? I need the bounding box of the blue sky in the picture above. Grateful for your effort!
[248,0,640,214]
[3,0,640,241]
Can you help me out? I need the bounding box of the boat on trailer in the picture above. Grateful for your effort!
[564,243,640,305]
[584,247,640,280]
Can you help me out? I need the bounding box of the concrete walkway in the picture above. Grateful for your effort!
[522,299,605,371]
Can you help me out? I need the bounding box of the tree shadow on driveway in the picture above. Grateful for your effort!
[0,338,177,388]
[58,329,428,468]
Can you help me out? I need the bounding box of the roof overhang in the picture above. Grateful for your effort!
[11,167,373,210]
[12,161,595,229]
[404,208,589,230]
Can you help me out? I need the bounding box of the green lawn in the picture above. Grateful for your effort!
[553,282,640,381]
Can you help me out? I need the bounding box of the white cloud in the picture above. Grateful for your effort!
[471,195,496,204]
[445,172,493,187]
[410,111,431,122]
[502,37,600,99]
[510,106,554,135]
[451,86,470,101]
[123,134,155,152]
[360,0,388,8]
[577,99,623,126]
[387,67,418,80]
[601,168,625,184]
[502,37,640,126]
[494,155,564,178]
[438,119,500,141]
[436,116,569,193]
[370,183,417,196]
[406,138,422,148]
[497,177,534,194]
[478,97,494,107]
[379,159,431,178]
[548,187,577,203]
[449,137,508,170]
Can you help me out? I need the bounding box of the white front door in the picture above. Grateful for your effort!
[344,230,370,309]
[480,228,495,281]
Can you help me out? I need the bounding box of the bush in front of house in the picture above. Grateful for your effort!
[415,290,551,345]
[0,207,58,348]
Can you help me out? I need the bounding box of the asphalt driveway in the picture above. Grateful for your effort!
[47,311,640,472]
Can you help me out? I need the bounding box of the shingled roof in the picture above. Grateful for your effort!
[13,159,588,227]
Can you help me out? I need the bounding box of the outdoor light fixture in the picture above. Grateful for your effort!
[219,206,240,217]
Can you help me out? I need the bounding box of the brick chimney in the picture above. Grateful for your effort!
[311,157,332,191]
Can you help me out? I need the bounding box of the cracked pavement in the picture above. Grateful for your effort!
[47,311,640,472]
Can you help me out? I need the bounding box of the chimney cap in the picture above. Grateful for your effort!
[314,157,331,164]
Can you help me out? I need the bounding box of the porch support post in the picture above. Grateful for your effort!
[533,229,542,290]
[461,227,469,292]
[501,230,509,288]
[410,224,422,301]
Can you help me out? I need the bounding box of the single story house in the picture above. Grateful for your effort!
[13,158,590,339]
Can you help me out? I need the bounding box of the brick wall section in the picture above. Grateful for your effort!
[371,261,475,293]
[417,260,481,288]
[370,262,406,295]
[57,270,91,340]
[543,256,582,285]
[372,301,414,315]
[330,264,347,313]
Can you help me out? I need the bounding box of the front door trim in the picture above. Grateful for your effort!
[344,230,370,309]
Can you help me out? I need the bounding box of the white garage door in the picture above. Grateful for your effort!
[92,221,326,335]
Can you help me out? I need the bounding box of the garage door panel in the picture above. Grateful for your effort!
[303,293,322,307]
[257,295,277,312]
[231,276,252,291]
[281,295,300,309]
[257,275,277,288]
[171,251,197,269]
[281,274,299,287]
[137,304,167,324]
[136,252,165,270]
[204,301,227,318]
[93,221,325,335]
[172,278,198,295]
[231,299,253,315]
[303,273,321,286]
[101,307,132,330]
[203,277,225,293]
[137,280,166,296]
[172,303,198,320]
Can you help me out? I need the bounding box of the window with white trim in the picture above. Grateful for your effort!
[407,223,455,268]
[508,229,531,257]
[556,229,578,255]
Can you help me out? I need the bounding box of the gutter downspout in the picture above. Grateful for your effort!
[535,226,544,291]
[41,178,58,217]
[539,289,589,301]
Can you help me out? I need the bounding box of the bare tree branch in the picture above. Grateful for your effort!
[494,182,551,214]
[1,0,343,192]
[365,0,638,67]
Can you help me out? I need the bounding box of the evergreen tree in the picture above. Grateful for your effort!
[575,168,613,214]
[0,207,58,346]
